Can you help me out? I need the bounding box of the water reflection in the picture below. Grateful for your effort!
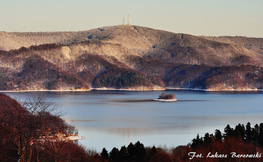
[109,99,209,102]
[69,113,263,151]
[109,99,154,102]
[77,126,199,151]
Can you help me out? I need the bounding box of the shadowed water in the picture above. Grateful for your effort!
[4,90,263,152]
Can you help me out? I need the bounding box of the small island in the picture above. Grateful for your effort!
[153,93,178,102]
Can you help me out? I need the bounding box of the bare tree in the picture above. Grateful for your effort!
[19,93,61,116]
[0,93,76,162]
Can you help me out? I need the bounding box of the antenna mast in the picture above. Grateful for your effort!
[123,17,125,25]
[127,14,129,25]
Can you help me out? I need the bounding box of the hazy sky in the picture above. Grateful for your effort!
[1,0,262,37]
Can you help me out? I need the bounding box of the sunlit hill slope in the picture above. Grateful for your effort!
[1,25,263,91]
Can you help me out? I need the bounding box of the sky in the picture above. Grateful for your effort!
[0,0,263,37]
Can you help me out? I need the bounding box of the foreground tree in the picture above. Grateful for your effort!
[0,93,76,162]
[0,93,31,162]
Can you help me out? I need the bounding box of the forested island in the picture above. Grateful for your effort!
[158,93,176,99]
[1,93,262,162]
[153,93,177,102]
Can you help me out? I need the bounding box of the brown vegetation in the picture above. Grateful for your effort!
[0,93,102,162]
[0,93,79,161]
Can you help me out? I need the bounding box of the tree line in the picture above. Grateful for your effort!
[190,122,263,149]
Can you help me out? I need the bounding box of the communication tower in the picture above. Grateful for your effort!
[128,14,129,25]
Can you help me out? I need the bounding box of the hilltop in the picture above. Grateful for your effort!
[1,25,263,91]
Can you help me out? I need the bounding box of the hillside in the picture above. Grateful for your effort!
[0,93,89,162]
[1,25,263,91]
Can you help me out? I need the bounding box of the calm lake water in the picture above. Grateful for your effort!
[4,90,263,152]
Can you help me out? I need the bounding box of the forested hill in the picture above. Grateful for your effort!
[1,25,263,91]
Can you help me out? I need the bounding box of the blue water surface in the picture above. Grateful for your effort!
[4,90,263,152]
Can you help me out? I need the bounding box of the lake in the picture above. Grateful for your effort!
[4,90,263,152]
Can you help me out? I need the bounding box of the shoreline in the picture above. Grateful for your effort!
[165,87,263,92]
[0,89,92,93]
[153,98,178,102]
[1,87,263,93]
[0,86,165,93]
[93,86,165,91]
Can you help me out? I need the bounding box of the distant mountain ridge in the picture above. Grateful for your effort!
[1,25,263,91]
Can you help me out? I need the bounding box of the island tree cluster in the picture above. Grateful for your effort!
[158,93,176,99]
